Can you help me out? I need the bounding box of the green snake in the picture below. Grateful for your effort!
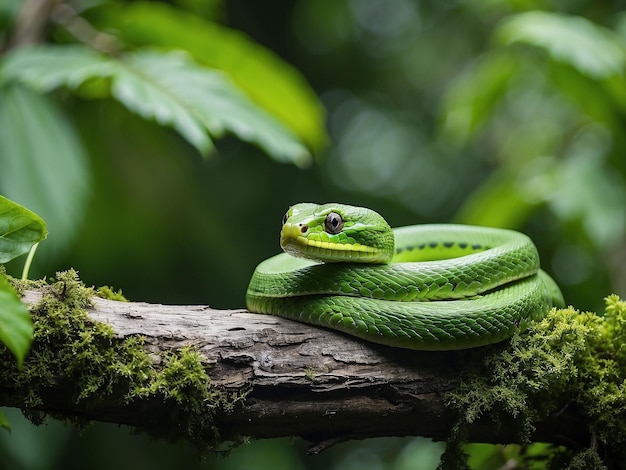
[246,203,564,350]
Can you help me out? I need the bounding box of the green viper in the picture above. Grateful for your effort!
[246,203,564,350]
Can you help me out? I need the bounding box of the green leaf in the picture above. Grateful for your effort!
[89,1,327,154]
[0,44,112,90]
[1,45,312,165]
[495,12,626,79]
[0,45,212,155]
[0,275,33,368]
[0,84,88,257]
[0,195,47,264]
[111,52,214,155]
[113,51,311,165]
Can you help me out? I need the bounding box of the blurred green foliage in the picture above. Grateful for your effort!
[0,195,46,371]
[1,0,625,468]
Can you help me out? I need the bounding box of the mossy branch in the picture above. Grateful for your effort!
[0,271,625,468]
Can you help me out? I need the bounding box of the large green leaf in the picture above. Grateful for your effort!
[111,52,214,155]
[0,84,88,257]
[113,51,310,165]
[88,2,327,154]
[495,12,626,79]
[1,45,312,165]
[0,275,33,368]
[0,195,47,264]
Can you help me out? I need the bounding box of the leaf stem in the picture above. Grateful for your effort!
[21,243,39,281]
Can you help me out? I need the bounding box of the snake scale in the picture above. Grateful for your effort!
[246,203,564,350]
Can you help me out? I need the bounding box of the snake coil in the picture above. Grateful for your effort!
[246,203,564,350]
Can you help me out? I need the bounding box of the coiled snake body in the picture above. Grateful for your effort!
[246,203,564,350]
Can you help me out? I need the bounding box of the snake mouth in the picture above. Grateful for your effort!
[285,235,374,253]
[280,222,380,262]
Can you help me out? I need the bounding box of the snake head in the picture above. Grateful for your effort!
[280,203,394,264]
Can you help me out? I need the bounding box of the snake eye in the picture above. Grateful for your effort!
[324,212,344,234]
[282,209,290,226]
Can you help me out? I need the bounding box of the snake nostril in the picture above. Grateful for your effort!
[300,224,308,233]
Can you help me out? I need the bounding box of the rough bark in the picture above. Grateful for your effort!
[5,290,589,452]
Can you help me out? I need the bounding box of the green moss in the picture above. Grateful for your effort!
[96,285,128,302]
[303,368,314,381]
[0,270,243,450]
[444,296,626,469]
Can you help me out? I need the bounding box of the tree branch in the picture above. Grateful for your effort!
[8,0,57,48]
[6,0,119,53]
[0,287,590,453]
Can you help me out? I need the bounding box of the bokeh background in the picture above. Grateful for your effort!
[1,0,626,468]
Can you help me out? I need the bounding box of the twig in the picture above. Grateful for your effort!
[8,0,59,48]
